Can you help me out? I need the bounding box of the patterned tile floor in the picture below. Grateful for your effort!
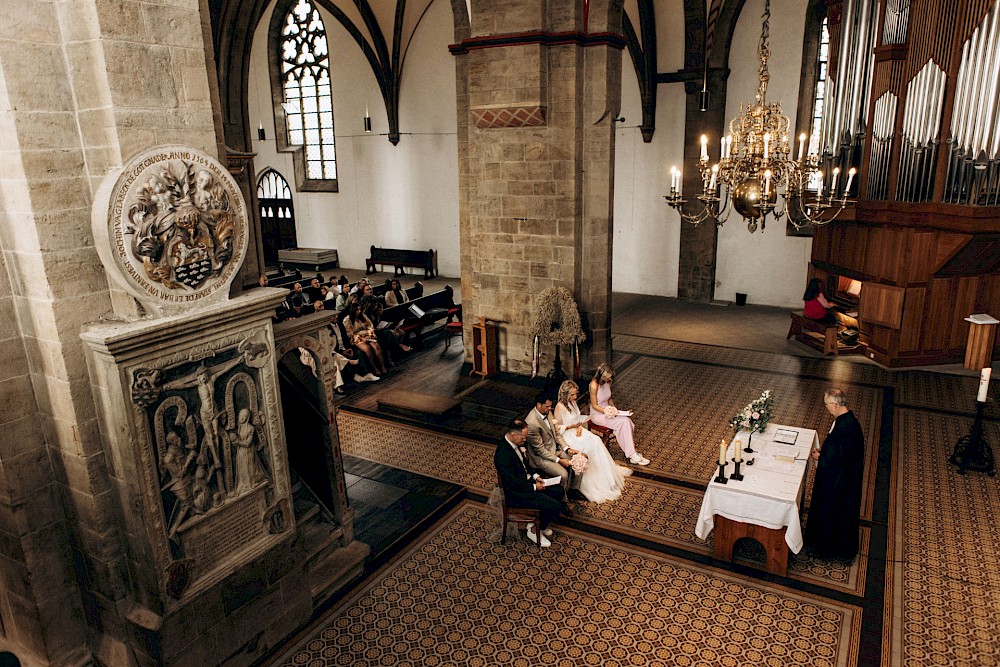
[337,410,868,593]
[278,502,862,667]
[273,331,1000,667]
[889,411,1000,667]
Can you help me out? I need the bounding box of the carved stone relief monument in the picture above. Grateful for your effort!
[80,146,366,665]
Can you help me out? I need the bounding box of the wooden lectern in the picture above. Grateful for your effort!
[471,316,499,378]
[964,314,999,371]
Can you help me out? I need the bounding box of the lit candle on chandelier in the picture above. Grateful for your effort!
[817,171,824,197]
[720,136,725,162]
[709,164,718,191]
[978,367,992,402]
[763,133,770,160]
[798,133,806,162]
[764,169,772,197]
[670,166,678,192]
[845,167,857,194]
[700,135,708,161]
[832,167,841,194]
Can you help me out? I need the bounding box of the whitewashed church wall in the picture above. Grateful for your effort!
[714,0,812,308]
[612,0,687,298]
[248,0,461,278]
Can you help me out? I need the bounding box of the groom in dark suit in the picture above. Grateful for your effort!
[494,419,566,547]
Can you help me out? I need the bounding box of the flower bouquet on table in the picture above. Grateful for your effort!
[728,389,774,453]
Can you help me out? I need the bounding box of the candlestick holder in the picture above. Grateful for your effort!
[743,432,755,454]
[949,400,995,476]
[729,458,744,481]
[714,462,729,484]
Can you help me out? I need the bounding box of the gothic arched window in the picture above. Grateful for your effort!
[269,0,338,191]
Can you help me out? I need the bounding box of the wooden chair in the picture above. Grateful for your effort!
[443,321,464,350]
[495,473,543,549]
[588,423,614,448]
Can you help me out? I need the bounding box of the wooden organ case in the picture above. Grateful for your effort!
[810,0,1000,367]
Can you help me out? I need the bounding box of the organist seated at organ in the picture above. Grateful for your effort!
[802,278,860,329]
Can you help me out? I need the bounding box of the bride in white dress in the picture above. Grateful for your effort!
[552,380,630,503]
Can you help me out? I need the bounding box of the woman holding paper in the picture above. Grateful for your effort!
[588,363,650,466]
[554,380,630,502]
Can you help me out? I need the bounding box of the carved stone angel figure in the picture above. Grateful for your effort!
[129,161,235,290]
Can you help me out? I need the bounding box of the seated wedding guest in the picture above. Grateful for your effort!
[335,287,351,311]
[589,363,649,466]
[327,324,379,385]
[305,277,323,303]
[805,388,865,560]
[554,380,630,502]
[524,392,582,500]
[350,277,370,295]
[494,419,567,547]
[286,282,308,309]
[385,279,410,306]
[362,296,412,358]
[312,300,325,312]
[803,278,857,327]
[342,301,388,376]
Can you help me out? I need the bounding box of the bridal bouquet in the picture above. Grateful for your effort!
[728,389,774,434]
[570,453,589,474]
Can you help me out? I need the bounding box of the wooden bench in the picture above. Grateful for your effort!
[377,390,461,422]
[379,285,457,345]
[366,245,436,278]
[787,311,839,356]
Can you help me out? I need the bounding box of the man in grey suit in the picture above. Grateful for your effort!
[524,391,586,499]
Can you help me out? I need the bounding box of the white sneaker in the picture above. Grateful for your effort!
[618,465,633,477]
[362,373,380,382]
[525,524,551,547]
[629,453,650,466]
[541,528,554,537]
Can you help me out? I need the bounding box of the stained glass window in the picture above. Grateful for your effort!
[280,0,337,181]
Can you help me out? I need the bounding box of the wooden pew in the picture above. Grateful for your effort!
[366,245,436,278]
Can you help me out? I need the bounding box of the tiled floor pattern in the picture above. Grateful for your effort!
[889,410,1000,667]
[613,334,892,387]
[610,355,882,519]
[279,502,862,667]
[338,410,867,593]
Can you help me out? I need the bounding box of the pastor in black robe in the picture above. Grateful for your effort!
[805,410,865,559]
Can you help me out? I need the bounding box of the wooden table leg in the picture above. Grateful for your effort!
[712,515,789,577]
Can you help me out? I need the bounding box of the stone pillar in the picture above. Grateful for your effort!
[677,68,729,301]
[454,0,623,375]
[0,2,239,664]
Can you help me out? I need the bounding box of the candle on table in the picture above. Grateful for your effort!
[978,367,992,402]
[733,438,742,462]
[719,440,728,466]
[701,134,708,161]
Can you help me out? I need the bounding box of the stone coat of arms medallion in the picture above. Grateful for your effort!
[92,146,248,313]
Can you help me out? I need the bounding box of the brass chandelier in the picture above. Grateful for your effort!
[665,0,855,232]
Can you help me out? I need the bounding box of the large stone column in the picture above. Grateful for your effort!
[453,0,624,375]
[0,2,232,664]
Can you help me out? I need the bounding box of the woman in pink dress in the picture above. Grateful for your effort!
[588,363,649,466]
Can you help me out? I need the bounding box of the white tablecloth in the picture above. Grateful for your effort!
[694,423,819,553]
